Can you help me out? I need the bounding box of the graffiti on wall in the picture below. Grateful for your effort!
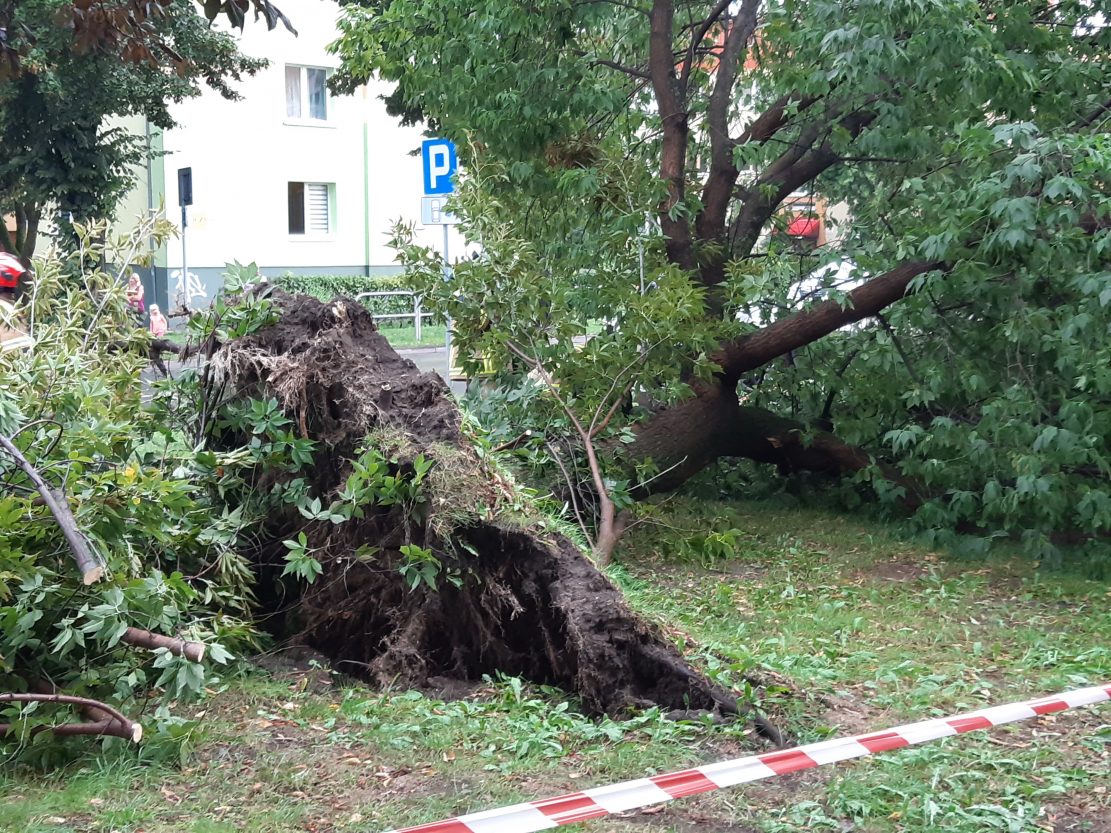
[172,269,208,310]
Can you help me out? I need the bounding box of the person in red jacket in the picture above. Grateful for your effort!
[0,252,33,353]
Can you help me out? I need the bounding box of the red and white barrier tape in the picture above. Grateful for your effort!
[388,682,1111,833]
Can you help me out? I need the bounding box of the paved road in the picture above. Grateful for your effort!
[401,346,449,378]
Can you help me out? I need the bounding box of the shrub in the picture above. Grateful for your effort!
[272,274,426,325]
[0,224,265,762]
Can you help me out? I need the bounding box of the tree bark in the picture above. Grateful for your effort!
[622,262,945,503]
[696,0,761,250]
[12,203,39,264]
[715,261,943,382]
[0,433,104,584]
[0,720,142,742]
[0,693,142,742]
[630,391,921,507]
[121,627,206,662]
[649,0,696,272]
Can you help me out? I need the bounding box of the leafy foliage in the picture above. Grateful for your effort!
[271,273,422,323]
[335,0,1111,561]
[0,0,292,82]
[0,222,264,760]
[0,0,265,259]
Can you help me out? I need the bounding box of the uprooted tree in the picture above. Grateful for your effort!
[2,239,747,756]
[207,289,740,717]
[333,0,1111,565]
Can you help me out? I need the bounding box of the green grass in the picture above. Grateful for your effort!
[377,323,447,349]
[2,500,1108,833]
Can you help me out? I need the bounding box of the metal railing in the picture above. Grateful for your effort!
[354,290,434,341]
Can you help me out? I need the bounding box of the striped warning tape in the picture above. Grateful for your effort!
[387,682,1111,833]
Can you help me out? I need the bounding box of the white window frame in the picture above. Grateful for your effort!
[288,181,336,239]
[284,64,331,124]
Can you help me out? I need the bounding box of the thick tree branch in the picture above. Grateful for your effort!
[679,0,733,84]
[0,719,140,741]
[0,692,142,742]
[0,432,104,584]
[696,0,761,248]
[626,392,922,506]
[726,407,923,509]
[731,109,879,258]
[13,203,39,262]
[734,93,820,145]
[1077,96,1111,129]
[0,216,14,254]
[121,627,206,662]
[649,0,696,270]
[715,260,945,381]
[14,204,27,254]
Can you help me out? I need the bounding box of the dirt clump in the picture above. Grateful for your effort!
[213,292,739,717]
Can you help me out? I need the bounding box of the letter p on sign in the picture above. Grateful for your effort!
[422,139,457,195]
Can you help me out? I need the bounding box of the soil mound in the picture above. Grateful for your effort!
[216,291,737,716]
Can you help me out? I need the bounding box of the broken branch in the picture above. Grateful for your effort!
[0,720,142,742]
[0,693,142,743]
[121,627,206,662]
[0,432,104,584]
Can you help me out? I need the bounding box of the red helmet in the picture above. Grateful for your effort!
[0,253,26,290]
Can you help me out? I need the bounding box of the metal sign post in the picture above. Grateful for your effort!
[420,140,458,381]
[177,167,193,308]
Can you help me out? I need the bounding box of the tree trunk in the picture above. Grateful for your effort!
[628,382,921,507]
[13,203,39,265]
[612,261,947,502]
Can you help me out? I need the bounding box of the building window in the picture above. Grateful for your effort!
[288,182,333,235]
[285,65,328,121]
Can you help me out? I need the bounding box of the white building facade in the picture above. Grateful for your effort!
[120,0,467,310]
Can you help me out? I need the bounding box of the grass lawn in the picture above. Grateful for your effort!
[2,500,1108,833]
[377,324,447,349]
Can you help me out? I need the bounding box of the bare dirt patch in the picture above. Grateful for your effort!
[864,559,933,582]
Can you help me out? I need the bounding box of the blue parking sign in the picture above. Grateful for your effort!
[422,139,457,195]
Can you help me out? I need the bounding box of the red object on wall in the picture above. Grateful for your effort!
[787,217,820,238]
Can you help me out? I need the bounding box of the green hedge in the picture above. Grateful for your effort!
[273,274,426,324]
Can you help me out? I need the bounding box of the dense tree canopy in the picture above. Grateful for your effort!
[0,0,264,260]
[334,0,1111,564]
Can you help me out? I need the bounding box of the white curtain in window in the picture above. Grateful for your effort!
[285,66,302,118]
[307,184,330,233]
[307,68,327,120]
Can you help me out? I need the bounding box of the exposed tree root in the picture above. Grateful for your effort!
[214,292,739,716]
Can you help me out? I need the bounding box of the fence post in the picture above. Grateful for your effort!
[414,295,422,342]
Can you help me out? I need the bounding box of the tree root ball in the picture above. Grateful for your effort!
[213,292,738,716]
